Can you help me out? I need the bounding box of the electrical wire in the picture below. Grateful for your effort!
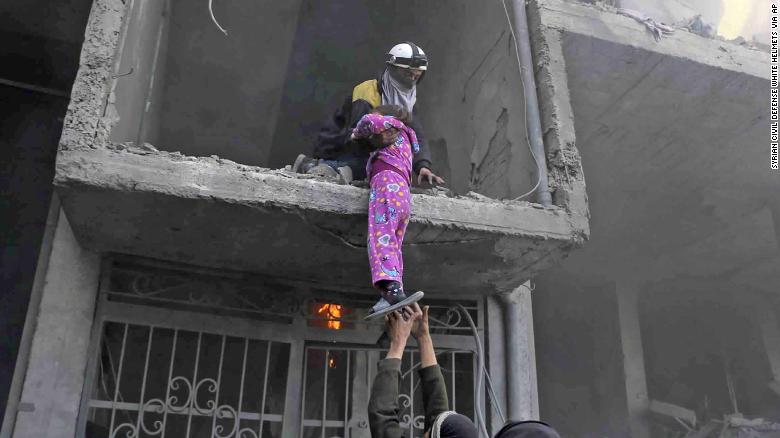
[392,300,521,435]
[208,0,228,35]
[457,304,489,438]
[499,0,545,202]
[457,303,513,437]
[485,369,507,424]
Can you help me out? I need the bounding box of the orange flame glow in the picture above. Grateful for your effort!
[317,303,343,330]
[328,357,336,368]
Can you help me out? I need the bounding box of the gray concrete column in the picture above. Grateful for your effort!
[498,281,539,422]
[616,280,650,438]
[1,196,60,438]
[486,295,509,434]
[348,351,371,438]
[749,293,780,395]
[11,210,101,438]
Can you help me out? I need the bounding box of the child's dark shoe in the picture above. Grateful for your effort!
[380,281,406,305]
[363,289,424,321]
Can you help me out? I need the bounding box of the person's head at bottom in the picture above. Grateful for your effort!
[425,411,478,438]
[494,421,562,438]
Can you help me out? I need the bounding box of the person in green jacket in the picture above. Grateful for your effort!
[368,304,478,438]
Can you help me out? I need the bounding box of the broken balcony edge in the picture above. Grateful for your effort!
[55,147,588,239]
[53,147,588,289]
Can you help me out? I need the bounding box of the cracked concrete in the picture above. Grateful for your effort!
[55,144,583,295]
[527,0,767,266]
[52,0,592,295]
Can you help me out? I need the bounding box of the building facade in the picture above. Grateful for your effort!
[4,0,589,437]
[3,0,776,437]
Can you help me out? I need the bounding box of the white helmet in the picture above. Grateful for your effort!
[386,42,428,71]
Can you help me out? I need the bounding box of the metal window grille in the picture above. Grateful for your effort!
[103,259,481,336]
[300,347,475,438]
[79,259,485,438]
[84,322,290,438]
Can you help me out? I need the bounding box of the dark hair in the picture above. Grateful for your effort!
[372,104,411,124]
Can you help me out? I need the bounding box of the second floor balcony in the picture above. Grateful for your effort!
[54,0,591,295]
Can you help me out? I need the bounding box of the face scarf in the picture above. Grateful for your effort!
[381,67,417,114]
[429,411,479,438]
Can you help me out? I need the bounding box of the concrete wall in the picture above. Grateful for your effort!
[11,212,100,438]
[618,0,719,26]
[415,0,537,197]
[133,0,536,196]
[152,0,304,165]
[270,0,536,196]
[108,0,170,145]
[0,0,93,422]
[532,275,633,438]
[0,88,66,426]
[267,0,388,170]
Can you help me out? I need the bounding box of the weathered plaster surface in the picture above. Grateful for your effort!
[530,1,775,435]
[527,0,590,239]
[269,0,540,196]
[55,146,583,294]
[529,0,769,283]
[11,212,100,438]
[54,0,591,296]
[59,0,125,151]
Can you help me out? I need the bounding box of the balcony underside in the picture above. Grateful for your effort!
[55,148,583,295]
[532,0,773,288]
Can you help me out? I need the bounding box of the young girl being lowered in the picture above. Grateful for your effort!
[352,105,436,320]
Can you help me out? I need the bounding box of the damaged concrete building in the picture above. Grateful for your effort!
[0,0,774,437]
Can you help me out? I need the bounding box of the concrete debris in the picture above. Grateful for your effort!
[410,186,454,197]
[679,14,715,39]
[100,142,545,205]
[648,399,697,428]
[112,142,269,172]
[585,0,619,13]
[548,147,581,177]
[139,142,159,152]
[726,36,767,52]
[617,8,675,41]
[464,191,495,202]
[660,416,780,438]
[112,142,159,155]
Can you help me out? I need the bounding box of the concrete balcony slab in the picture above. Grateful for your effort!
[52,0,592,296]
[55,147,585,295]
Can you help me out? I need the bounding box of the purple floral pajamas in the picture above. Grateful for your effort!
[353,113,420,290]
[367,171,411,286]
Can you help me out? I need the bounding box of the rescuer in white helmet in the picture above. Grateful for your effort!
[293,42,444,186]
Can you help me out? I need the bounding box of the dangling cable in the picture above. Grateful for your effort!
[209,0,228,35]
[499,0,545,202]
[457,304,489,437]
[458,303,513,437]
